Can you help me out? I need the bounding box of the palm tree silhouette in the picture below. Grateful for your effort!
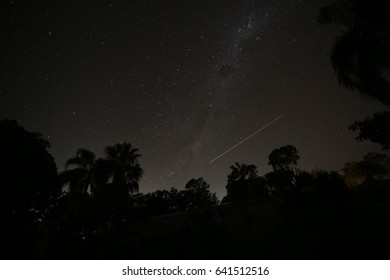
[104,142,143,196]
[60,148,96,195]
[318,0,390,105]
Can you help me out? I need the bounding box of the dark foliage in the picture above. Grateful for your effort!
[183,178,219,210]
[318,0,390,105]
[2,119,390,259]
[0,119,59,258]
[223,162,269,203]
[104,142,143,196]
[349,111,390,150]
[60,149,96,195]
[268,145,300,171]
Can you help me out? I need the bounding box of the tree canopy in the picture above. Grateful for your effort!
[349,111,390,150]
[0,119,59,218]
[268,145,300,171]
[223,162,268,202]
[183,177,219,210]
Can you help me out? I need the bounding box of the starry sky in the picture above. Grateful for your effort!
[2,0,388,198]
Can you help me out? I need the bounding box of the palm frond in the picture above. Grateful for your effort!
[76,149,96,165]
[65,156,84,169]
[65,148,96,169]
[59,168,89,194]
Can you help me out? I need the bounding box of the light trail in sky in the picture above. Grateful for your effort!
[208,114,284,164]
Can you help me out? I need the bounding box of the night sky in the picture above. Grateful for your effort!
[2,0,387,198]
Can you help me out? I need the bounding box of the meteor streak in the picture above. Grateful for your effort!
[208,114,284,164]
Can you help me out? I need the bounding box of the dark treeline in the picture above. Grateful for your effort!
[1,118,390,259]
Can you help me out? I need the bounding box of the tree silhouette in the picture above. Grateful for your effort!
[268,145,300,171]
[183,178,219,210]
[59,148,97,195]
[263,169,296,196]
[142,181,218,215]
[0,119,59,218]
[48,142,145,259]
[318,0,390,105]
[103,142,143,197]
[145,190,172,214]
[349,111,390,150]
[5,118,389,259]
[0,119,59,258]
[167,187,187,212]
[223,162,268,202]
